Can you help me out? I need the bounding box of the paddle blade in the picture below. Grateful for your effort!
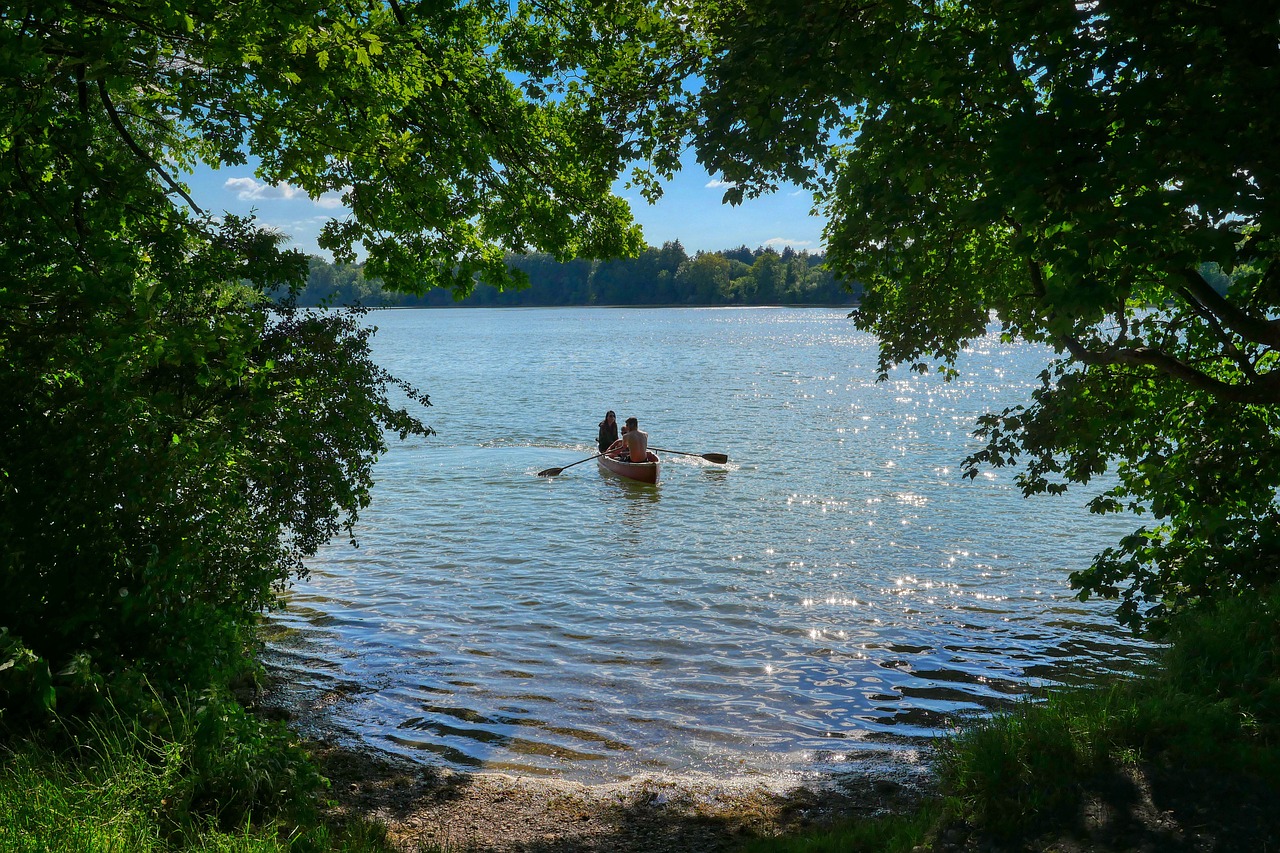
[537,467,563,477]
[651,447,729,465]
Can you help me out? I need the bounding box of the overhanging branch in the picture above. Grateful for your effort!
[1025,258,1280,404]
[99,79,203,215]
[1174,283,1259,379]
[1060,336,1280,404]
[1177,267,1280,348]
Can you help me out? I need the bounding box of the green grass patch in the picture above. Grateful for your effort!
[937,686,1139,837]
[0,736,402,852]
[0,693,410,853]
[737,803,939,853]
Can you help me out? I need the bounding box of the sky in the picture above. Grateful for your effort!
[182,151,828,261]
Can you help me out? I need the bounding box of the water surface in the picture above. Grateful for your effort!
[265,307,1151,782]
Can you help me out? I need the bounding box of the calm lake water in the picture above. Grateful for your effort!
[264,306,1152,783]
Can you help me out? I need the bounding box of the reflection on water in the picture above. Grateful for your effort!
[601,470,661,550]
[265,307,1155,783]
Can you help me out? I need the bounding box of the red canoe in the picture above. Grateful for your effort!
[597,451,661,484]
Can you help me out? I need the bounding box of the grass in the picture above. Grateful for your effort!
[940,587,1280,841]
[0,738,399,852]
[0,695,415,853]
[737,804,940,853]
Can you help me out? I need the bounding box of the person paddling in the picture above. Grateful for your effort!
[619,416,648,463]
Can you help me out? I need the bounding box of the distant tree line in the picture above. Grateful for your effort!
[292,242,860,307]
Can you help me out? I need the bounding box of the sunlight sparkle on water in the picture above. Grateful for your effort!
[269,307,1155,782]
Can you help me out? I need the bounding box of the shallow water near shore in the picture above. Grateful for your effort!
[264,306,1153,783]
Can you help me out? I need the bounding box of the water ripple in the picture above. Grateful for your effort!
[264,307,1156,781]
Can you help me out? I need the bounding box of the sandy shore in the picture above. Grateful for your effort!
[259,667,936,851]
[309,740,932,853]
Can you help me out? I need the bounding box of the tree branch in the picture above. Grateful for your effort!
[98,79,204,215]
[75,62,89,246]
[1027,258,1280,403]
[1059,335,1280,404]
[1174,283,1259,379]
[1177,266,1280,348]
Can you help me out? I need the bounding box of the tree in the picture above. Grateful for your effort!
[0,0,692,709]
[750,249,785,302]
[651,240,690,303]
[677,252,734,303]
[720,258,756,302]
[688,1,1280,628]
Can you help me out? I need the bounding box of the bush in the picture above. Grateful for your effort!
[0,629,54,726]
[1161,588,1280,735]
[1,271,431,713]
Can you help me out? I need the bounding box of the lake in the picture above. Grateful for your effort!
[263,306,1152,784]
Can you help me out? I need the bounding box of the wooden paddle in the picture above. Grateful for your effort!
[651,448,729,464]
[537,453,603,477]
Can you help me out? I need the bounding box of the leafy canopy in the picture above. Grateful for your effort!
[0,0,694,713]
[688,0,1280,628]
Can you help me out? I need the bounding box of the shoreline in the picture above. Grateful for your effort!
[308,737,933,852]
[260,669,938,850]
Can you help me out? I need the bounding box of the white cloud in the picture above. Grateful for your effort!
[764,237,815,248]
[224,177,308,201]
[314,191,346,209]
[705,178,737,189]
[223,177,347,210]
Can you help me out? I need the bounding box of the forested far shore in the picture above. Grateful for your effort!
[292,243,860,307]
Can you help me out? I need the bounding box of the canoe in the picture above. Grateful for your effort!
[597,450,661,484]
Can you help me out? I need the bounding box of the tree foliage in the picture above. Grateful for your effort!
[689,0,1280,627]
[290,244,849,307]
[0,0,691,713]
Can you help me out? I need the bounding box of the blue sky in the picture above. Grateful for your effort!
[183,153,828,260]
[614,151,827,254]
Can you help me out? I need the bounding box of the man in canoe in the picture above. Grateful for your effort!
[615,416,648,464]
